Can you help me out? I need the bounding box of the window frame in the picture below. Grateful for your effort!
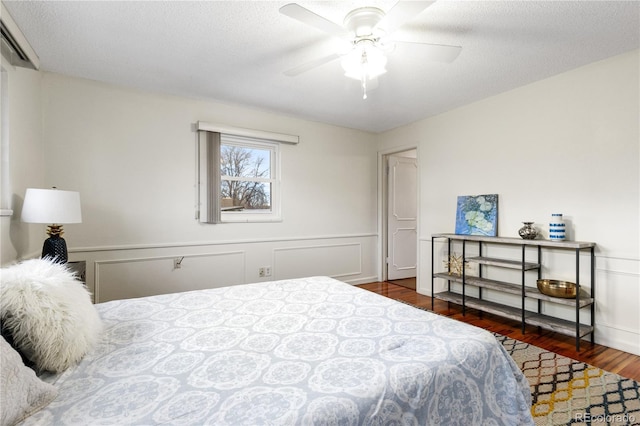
[219,134,281,223]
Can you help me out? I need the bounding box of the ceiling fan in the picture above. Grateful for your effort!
[279,1,462,99]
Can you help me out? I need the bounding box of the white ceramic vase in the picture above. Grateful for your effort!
[549,213,566,241]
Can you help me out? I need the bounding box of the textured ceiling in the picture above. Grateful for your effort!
[4,0,640,133]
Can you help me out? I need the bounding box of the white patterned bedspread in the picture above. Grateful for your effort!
[24,276,533,425]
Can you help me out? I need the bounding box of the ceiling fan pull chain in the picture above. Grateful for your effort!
[361,50,369,99]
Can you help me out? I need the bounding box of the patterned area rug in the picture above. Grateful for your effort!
[493,333,640,425]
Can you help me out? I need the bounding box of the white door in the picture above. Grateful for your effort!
[387,154,417,280]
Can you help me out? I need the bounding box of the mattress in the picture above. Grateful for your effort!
[23,276,533,425]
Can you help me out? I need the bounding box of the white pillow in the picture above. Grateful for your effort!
[0,336,58,426]
[0,258,103,373]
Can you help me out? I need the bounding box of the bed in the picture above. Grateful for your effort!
[3,269,533,425]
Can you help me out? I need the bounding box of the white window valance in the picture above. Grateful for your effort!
[196,121,299,145]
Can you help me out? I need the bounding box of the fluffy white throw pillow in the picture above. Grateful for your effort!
[0,258,103,373]
[1,336,58,426]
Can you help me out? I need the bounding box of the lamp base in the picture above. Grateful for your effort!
[42,235,68,263]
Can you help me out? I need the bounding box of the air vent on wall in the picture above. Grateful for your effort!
[1,3,39,70]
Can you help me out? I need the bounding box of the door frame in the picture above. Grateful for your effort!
[377,145,419,282]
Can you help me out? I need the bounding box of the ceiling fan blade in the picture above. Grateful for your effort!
[280,3,347,38]
[393,41,462,63]
[283,52,341,76]
[377,1,436,34]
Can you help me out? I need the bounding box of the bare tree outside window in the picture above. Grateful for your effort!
[220,144,272,211]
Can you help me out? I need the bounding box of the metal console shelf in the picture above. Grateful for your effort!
[431,233,596,351]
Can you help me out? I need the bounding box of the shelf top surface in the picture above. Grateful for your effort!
[432,233,595,248]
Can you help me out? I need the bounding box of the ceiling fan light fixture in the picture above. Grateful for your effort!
[341,45,387,79]
[341,41,387,99]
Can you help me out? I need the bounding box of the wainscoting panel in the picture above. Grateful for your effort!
[95,251,245,302]
[71,234,378,304]
[274,243,362,280]
[594,256,640,355]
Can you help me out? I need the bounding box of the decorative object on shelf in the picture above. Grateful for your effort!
[21,188,82,264]
[443,253,467,276]
[549,213,566,241]
[518,222,538,239]
[537,279,577,298]
[454,194,498,236]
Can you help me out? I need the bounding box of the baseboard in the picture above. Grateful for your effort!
[343,275,379,286]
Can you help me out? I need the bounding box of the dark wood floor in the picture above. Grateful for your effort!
[358,281,640,382]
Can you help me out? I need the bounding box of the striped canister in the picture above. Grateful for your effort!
[549,213,566,241]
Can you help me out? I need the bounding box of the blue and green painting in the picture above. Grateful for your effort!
[455,194,498,236]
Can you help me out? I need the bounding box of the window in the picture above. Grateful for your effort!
[198,131,281,223]
[220,135,279,222]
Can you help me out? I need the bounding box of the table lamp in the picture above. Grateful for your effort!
[21,188,82,263]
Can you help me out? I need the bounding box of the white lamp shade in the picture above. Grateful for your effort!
[21,188,82,224]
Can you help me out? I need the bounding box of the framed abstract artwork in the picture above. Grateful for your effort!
[455,194,498,236]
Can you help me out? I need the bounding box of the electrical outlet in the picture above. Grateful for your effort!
[259,267,272,277]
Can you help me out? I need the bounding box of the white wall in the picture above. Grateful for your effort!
[0,55,46,264]
[37,73,379,301]
[378,49,640,355]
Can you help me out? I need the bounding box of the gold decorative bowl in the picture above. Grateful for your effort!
[536,279,577,298]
